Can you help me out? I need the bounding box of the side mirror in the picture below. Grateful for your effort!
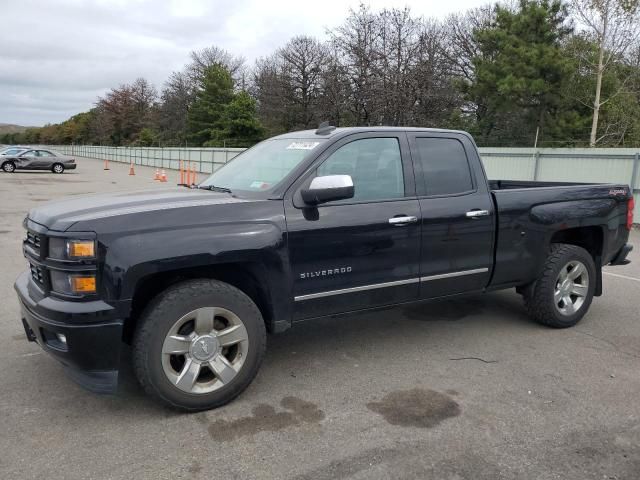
[301,175,354,205]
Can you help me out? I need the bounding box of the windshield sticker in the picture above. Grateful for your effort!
[286,141,320,150]
[250,181,271,190]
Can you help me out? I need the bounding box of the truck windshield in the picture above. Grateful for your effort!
[199,138,325,193]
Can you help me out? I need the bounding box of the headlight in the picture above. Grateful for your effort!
[49,238,96,260]
[50,271,96,295]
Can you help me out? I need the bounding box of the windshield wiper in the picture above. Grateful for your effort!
[198,184,233,194]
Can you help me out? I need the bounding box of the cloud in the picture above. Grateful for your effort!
[0,0,485,126]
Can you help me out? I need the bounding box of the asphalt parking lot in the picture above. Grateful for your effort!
[0,158,639,480]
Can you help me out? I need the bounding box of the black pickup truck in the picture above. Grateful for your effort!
[15,126,634,411]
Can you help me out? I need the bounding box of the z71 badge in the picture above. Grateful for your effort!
[300,267,352,279]
[609,188,627,196]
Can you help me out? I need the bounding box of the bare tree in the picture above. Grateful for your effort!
[278,36,328,127]
[375,7,421,125]
[570,0,640,145]
[329,4,382,125]
[187,46,246,88]
[442,6,495,84]
[158,71,193,143]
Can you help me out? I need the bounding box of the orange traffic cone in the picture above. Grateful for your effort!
[103,159,110,170]
[154,169,161,181]
[179,160,185,185]
[129,163,136,176]
[160,170,168,182]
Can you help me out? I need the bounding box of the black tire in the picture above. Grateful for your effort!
[524,243,596,328]
[52,163,64,174]
[132,279,267,411]
[2,161,15,173]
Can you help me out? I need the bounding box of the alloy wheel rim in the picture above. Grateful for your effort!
[554,260,589,316]
[161,307,249,394]
[54,165,63,173]
[4,163,14,172]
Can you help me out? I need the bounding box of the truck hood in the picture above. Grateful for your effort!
[29,188,250,231]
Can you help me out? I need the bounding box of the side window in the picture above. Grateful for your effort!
[316,138,404,202]
[38,150,53,157]
[415,138,473,196]
[22,150,37,157]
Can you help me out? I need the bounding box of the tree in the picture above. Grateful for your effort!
[570,0,640,145]
[206,91,264,147]
[329,4,382,125]
[187,65,235,145]
[93,78,157,145]
[158,71,193,144]
[187,46,246,89]
[469,0,573,145]
[253,36,327,133]
[137,127,157,146]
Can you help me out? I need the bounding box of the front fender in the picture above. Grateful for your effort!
[98,221,291,325]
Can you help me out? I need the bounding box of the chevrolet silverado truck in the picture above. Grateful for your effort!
[15,126,634,411]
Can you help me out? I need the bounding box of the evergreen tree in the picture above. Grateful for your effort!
[187,65,234,145]
[469,0,573,145]
[205,91,264,147]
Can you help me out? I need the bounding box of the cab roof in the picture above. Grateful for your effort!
[272,126,472,141]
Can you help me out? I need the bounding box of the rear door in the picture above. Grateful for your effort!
[285,132,421,320]
[37,150,56,167]
[407,133,495,298]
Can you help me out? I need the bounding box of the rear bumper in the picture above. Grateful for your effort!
[14,270,123,394]
[610,243,633,266]
[65,163,77,170]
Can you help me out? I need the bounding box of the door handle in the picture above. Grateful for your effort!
[466,209,490,219]
[388,215,418,226]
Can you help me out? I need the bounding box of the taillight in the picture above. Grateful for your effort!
[627,197,635,230]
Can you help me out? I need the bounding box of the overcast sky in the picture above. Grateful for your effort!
[1,0,486,126]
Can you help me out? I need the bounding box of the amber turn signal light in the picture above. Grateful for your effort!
[71,276,96,294]
[67,240,95,258]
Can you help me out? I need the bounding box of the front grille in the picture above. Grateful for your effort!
[29,262,45,285]
[26,231,41,253]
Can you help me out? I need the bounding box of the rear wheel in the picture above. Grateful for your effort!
[133,279,267,411]
[52,163,64,174]
[2,161,15,173]
[524,243,596,328]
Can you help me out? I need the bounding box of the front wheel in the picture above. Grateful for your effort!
[133,279,267,411]
[2,161,16,173]
[52,163,64,174]
[524,243,596,328]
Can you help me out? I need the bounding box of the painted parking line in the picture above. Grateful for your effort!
[603,271,640,282]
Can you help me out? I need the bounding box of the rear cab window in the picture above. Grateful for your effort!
[413,137,474,196]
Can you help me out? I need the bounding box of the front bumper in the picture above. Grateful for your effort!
[14,270,123,394]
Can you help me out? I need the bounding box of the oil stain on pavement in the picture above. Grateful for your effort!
[205,396,325,442]
[367,388,460,428]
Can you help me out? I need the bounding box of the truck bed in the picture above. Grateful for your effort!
[488,180,631,290]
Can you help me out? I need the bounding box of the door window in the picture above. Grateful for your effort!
[415,138,473,196]
[22,150,37,157]
[37,150,54,157]
[316,138,404,202]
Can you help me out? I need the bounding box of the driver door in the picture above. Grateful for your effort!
[18,150,40,169]
[285,133,421,320]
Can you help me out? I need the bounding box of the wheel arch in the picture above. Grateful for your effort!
[549,226,604,296]
[123,262,276,344]
[1,159,16,171]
